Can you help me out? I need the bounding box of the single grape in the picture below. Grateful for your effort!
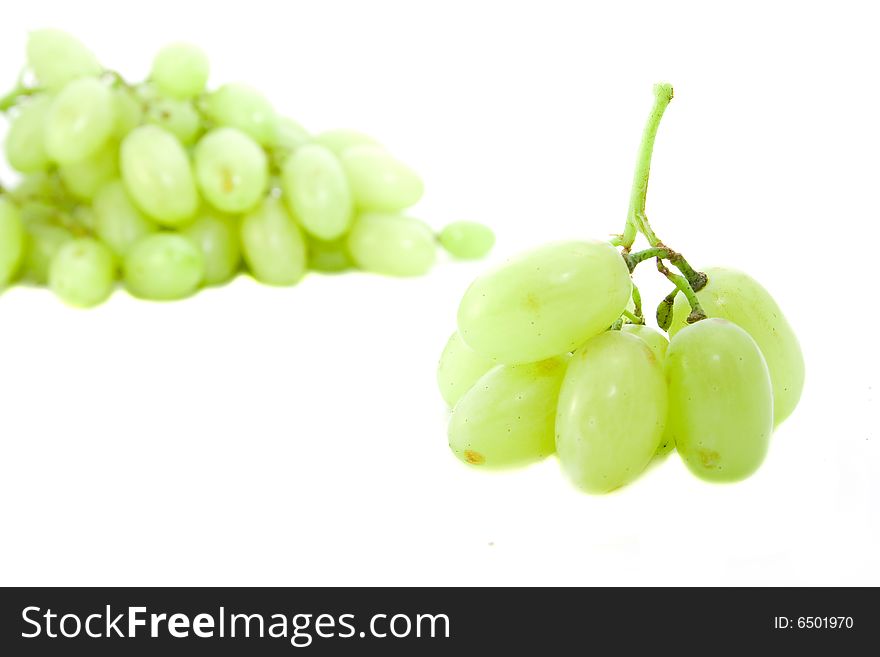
[669,267,804,426]
[281,144,353,241]
[340,145,423,212]
[314,129,379,156]
[48,238,116,308]
[448,356,568,468]
[666,318,773,482]
[21,223,75,284]
[59,140,119,201]
[274,117,311,153]
[44,77,115,165]
[346,213,436,277]
[306,235,353,273]
[457,240,632,364]
[120,125,199,226]
[150,43,209,99]
[556,331,667,493]
[123,233,205,300]
[240,197,307,285]
[145,97,202,145]
[5,95,53,173]
[205,83,277,146]
[0,199,26,288]
[112,87,143,138]
[437,331,496,407]
[438,221,495,260]
[93,180,157,256]
[620,323,669,362]
[194,127,268,214]
[181,210,241,285]
[26,29,101,90]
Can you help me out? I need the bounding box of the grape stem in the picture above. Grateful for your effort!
[630,283,643,319]
[624,245,707,291]
[656,258,705,323]
[0,84,42,112]
[621,309,643,324]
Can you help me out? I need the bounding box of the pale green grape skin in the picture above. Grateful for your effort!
[315,129,379,156]
[181,210,241,285]
[669,267,804,426]
[145,97,202,145]
[112,88,143,138]
[240,198,307,285]
[457,240,632,364]
[120,125,199,226]
[48,238,116,308]
[5,95,53,173]
[620,324,669,363]
[274,118,311,152]
[205,83,277,146]
[306,235,353,273]
[341,145,423,212]
[346,213,436,277]
[59,140,119,200]
[45,78,115,165]
[151,43,209,99]
[9,172,60,204]
[22,223,75,284]
[281,144,353,240]
[123,233,205,300]
[26,29,101,90]
[666,318,773,482]
[72,205,97,232]
[0,199,26,287]
[93,180,157,256]
[556,331,667,493]
[437,331,496,408]
[438,221,495,260]
[194,128,268,214]
[448,356,568,468]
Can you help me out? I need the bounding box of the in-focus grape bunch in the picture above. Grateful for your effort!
[438,84,804,492]
[0,29,495,307]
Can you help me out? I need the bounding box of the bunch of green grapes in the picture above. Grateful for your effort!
[0,29,494,307]
[438,84,804,492]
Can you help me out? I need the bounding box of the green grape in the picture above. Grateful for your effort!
[181,210,241,285]
[281,144,353,240]
[112,87,143,138]
[150,42,209,99]
[93,180,157,256]
[205,83,277,146]
[448,356,568,468]
[0,199,26,287]
[45,78,115,165]
[240,197,307,285]
[18,201,60,226]
[194,127,268,213]
[274,117,311,152]
[457,240,632,364]
[48,238,116,308]
[314,129,379,155]
[666,318,773,482]
[22,223,75,284]
[669,267,804,425]
[620,323,669,362]
[341,145,423,212]
[438,221,495,260]
[5,95,53,173]
[145,97,202,145]
[59,140,119,200]
[123,233,205,300]
[71,205,97,232]
[556,331,667,493]
[26,29,101,90]
[346,213,436,277]
[306,235,353,273]
[9,172,60,204]
[437,331,496,407]
[120,125,199,226]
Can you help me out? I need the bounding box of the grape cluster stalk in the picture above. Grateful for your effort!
[0,30,495,307]
[439,84,805,492]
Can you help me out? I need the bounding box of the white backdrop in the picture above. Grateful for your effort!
[0,0,877,586]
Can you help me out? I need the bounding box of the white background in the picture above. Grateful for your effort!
[1,0,877,586]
